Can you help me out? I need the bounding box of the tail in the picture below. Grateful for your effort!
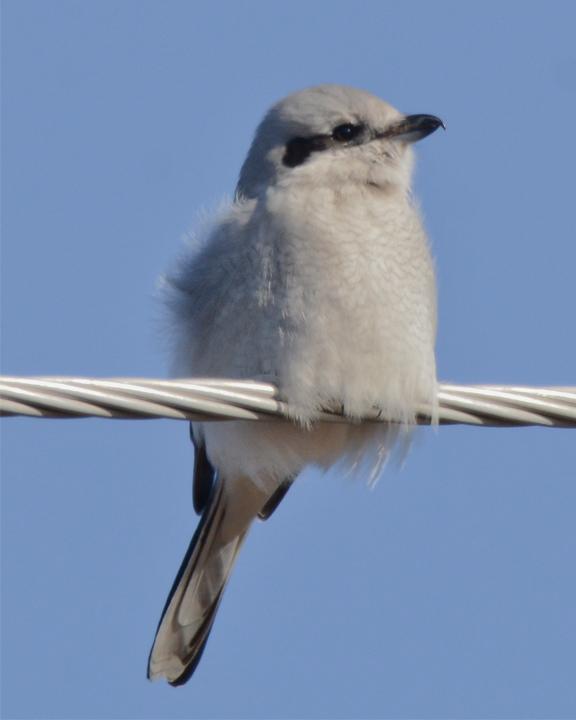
[147,475,266,686]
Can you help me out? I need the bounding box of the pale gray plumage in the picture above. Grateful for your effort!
[148,84,442,685]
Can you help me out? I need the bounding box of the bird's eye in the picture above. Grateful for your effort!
[332,123,362,142]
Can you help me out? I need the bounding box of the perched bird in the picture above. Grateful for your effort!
[148,84,443,685]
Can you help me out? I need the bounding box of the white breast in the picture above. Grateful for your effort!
[257,182,437,422]
[167,185,437,489]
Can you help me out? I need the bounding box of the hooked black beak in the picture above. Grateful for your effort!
[381,114,445,143]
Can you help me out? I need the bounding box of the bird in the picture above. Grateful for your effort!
[148,84,443,685]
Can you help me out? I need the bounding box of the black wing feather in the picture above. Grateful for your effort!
[190,424,216,514]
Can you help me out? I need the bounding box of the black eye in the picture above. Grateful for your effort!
[332,123,362,142]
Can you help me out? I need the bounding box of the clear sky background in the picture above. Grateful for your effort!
[2,1,576,718]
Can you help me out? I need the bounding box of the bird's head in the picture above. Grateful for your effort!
[236,84,443,199]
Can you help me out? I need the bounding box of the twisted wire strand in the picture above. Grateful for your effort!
[1,376,576,427]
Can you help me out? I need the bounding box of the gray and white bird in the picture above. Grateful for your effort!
[148,84,443,685]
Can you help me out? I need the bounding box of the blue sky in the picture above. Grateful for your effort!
[2,1,576,717]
